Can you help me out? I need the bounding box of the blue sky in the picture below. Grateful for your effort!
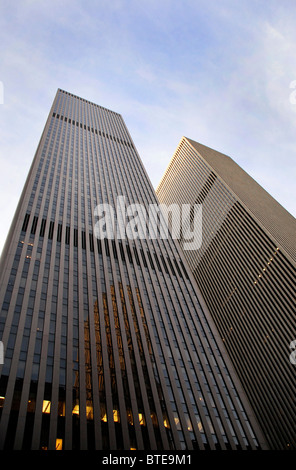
[0,0,296,254]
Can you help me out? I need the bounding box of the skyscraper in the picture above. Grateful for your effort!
[156,137,296,450]
[0,90,267,451]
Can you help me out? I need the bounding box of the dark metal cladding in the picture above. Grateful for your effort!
[0,91,267,450]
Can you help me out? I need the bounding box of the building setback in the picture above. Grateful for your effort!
[0,90,267,450]
[156,137,296,450]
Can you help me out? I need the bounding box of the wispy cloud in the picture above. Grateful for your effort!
[0,0,296,254]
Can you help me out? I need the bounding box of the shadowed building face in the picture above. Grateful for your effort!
[0,90,267,451]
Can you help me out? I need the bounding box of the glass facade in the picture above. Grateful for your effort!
[0,90,267,450]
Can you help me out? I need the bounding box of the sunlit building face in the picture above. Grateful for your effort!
[156,136,296,451]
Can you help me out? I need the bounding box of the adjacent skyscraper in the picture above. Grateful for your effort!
[156,137,296,450]
[0,90,266,451]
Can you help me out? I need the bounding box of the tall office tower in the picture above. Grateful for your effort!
[0,90,267,451]
[156,137,296,450]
